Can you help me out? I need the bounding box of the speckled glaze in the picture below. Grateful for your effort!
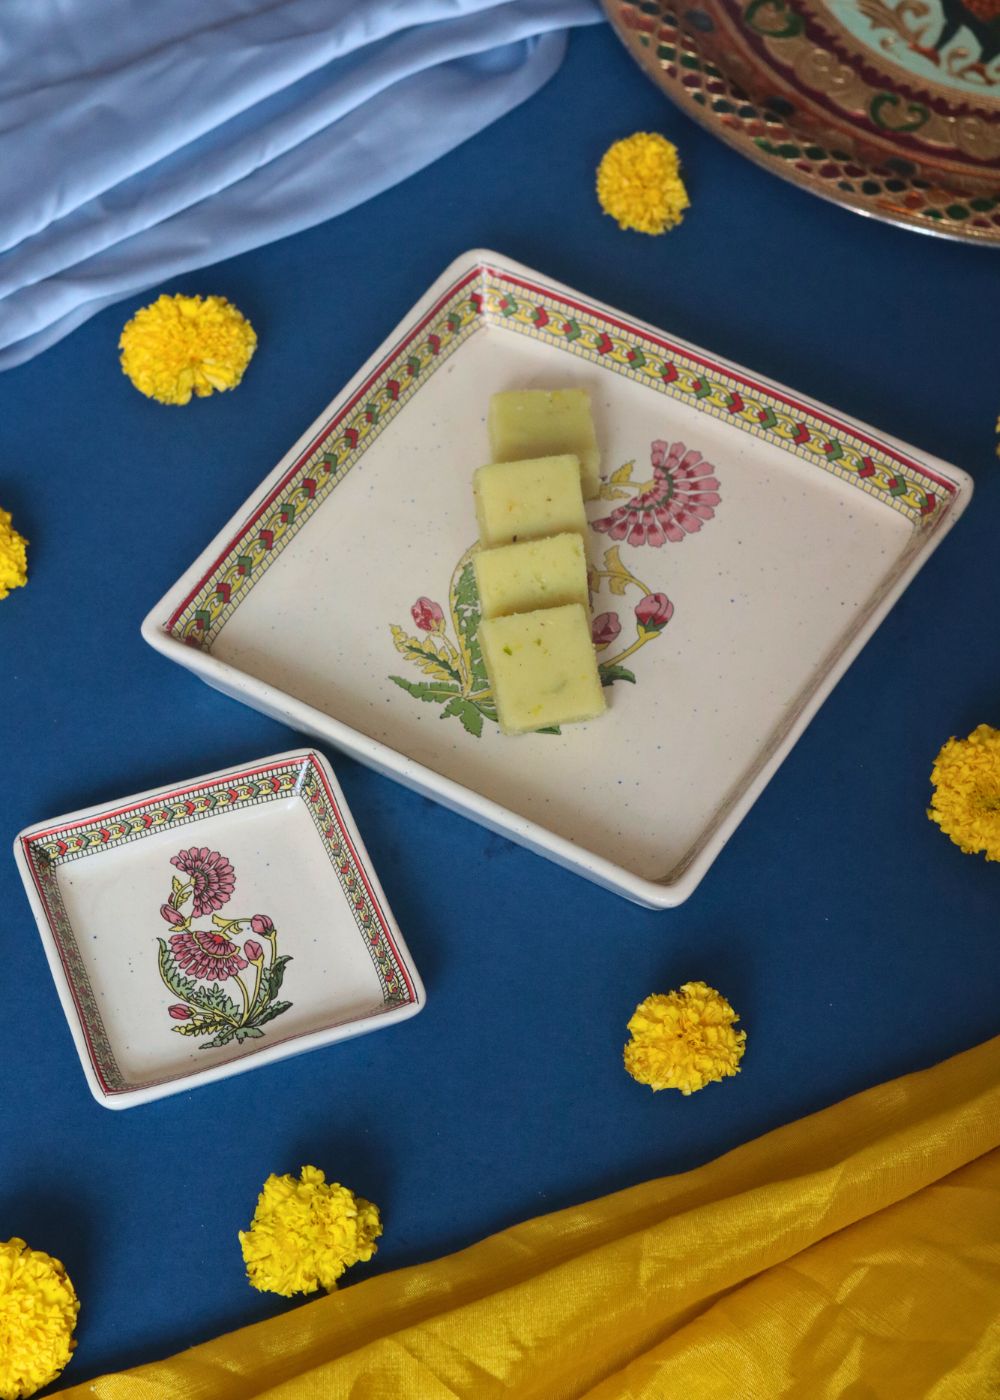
[14,751,423,1108]
[143,252,972,907]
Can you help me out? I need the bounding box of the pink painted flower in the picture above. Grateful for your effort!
[635,592,674,632]
[593,440,721,547]
[170,848,236,917]
[411,597,444,632]
[160,903,184,925]
[591,612,622,650]
[250,914,274,935]
[168,1004,192,1020]
[170,929,248,981]
[244,940,264,963]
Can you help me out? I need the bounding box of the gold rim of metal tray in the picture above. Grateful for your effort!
[604,0,1000,245]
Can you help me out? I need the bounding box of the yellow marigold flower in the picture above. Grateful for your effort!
[624,981,746,1094]
[928,723,1000,861]
[597,132,690,235]
[0,509,28,602]
[239,1165,381,1297]
[0,1237,79,1399]
[119,293,257,405]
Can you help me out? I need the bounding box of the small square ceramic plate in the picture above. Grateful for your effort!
[142,251,972,907]
[14,750,423,1108]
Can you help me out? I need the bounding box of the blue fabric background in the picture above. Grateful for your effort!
[1,22,998,1393]
[0,0,601,367]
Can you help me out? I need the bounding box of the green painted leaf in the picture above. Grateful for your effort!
[600,664,637,687]
[253,1000,293,1028]
[450,554,489,692]
[536,725,562,735]
[173,1020,214,1037]
[389,676,461,703]
[389,626,462,684]
[157,940,240,1020]
[200,983,242,1019]
[268,956,293,1000]
[157,938,200,1003]
[200,1024,237,1050]
[440,696,483,737]
[247,972,268,1021]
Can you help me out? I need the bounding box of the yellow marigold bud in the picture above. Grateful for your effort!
[596,132,690,235]
[239,1165,382,1297]
[0,1237,79,1399]
[119,293,257,405]
[624,981,746,1094]
[928,723,1000,861]
[0,509,28,602]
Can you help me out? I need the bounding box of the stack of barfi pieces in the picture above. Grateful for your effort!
[472,389,606,736]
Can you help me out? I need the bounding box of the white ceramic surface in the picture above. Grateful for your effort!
[14,750,423,1107]
[142,251,973,907]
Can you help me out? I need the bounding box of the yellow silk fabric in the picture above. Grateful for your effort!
[59,1037,1000,1399]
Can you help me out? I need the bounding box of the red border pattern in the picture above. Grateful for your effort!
[166,271,483,649]
[20,757,415,1096]
[482,270,953,512]
[163,263,955,652]
[302,760,414,1006]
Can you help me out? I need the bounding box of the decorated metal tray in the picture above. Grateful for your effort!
[606,0,1000,243]
[143,251,971,906]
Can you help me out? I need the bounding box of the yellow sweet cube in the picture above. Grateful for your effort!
[479,604,606,735]
[473,454,586,549]
[474,533,589,620]
[488,389,601,499]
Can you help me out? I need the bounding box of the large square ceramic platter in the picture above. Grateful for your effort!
[15,750,423,1108]
[143,251,972,908]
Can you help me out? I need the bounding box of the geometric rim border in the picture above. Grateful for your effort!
[19,754,416,1095]
[162,261,957,653]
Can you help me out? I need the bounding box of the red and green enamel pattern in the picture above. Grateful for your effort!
[606,0,1000,242]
